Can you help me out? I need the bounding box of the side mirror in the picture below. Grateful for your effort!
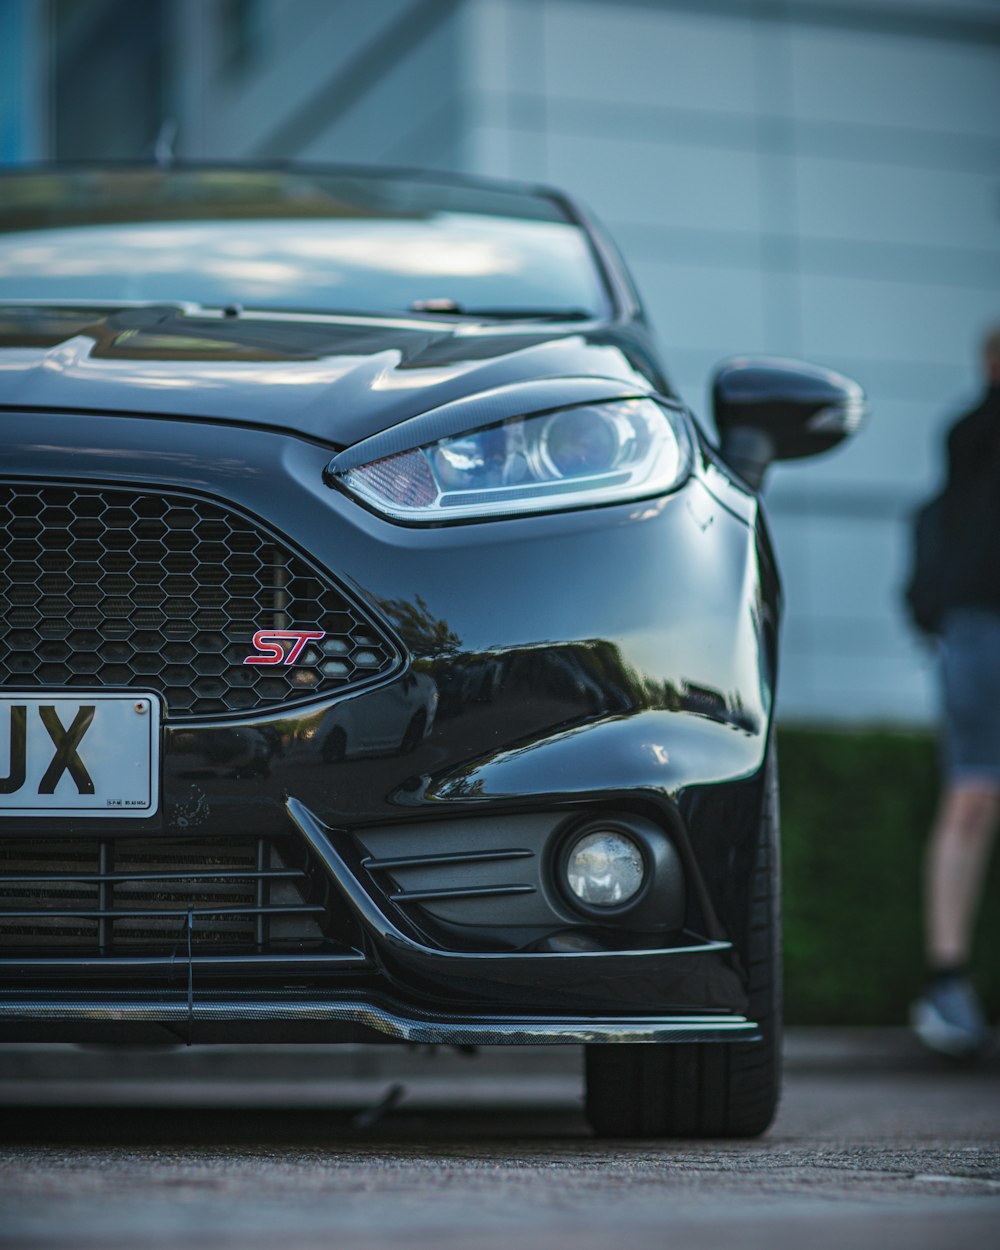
[712,356,866,491]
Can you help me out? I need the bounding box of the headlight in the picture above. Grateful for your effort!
[336,398,691,522]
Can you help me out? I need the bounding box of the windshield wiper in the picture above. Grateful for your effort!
[408,299,592,321]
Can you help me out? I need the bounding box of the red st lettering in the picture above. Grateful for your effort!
[243,630,326,665]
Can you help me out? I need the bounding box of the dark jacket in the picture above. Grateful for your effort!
[905,385,1000,634]
[941,384,1000,615]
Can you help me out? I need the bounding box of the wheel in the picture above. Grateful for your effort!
[584,748,782,1137]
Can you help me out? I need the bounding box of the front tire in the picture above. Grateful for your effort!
[584,749,782,1137]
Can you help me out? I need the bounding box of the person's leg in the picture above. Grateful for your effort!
[913,778,998,1057]
[913,608,1000,1056]
[926,780,1000,969]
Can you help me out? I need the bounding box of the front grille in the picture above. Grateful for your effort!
[0,834,336,956]
[0,483,399,718]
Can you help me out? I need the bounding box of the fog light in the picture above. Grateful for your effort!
[565,830,645,907]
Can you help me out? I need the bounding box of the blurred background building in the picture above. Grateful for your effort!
[3,0,999,726]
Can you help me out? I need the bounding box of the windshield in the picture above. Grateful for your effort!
[0,167,610,318]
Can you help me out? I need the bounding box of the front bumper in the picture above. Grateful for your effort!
[2,409,775,1042]
[0,794,756,1036]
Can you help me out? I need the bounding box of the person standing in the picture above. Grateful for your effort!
[909,325,1000,1059]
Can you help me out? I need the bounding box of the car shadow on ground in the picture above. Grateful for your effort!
[0,1104,599,1147]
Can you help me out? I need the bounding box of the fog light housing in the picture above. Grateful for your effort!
[565,830,645,907]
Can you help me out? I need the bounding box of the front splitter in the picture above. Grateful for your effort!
[0,994,759,1045]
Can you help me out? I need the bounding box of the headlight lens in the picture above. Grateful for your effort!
[565,831,645,907]
[337,398,691,522]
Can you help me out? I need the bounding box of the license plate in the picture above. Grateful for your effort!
[0,692,160,818]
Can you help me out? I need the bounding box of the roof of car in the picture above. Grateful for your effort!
[0,161,581,233]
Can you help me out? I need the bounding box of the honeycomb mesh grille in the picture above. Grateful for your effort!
[0,835,334,955]
[0,483,399,718]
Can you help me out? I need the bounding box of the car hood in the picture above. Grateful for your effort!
[0,303,655,447]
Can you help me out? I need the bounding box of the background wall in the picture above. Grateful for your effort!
[3,0,1000,728]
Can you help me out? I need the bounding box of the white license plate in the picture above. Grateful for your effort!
[0,692,160,817]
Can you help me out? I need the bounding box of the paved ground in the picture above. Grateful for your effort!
[1,1031,998,1249]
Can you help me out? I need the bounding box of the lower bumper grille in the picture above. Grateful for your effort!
[0,834,339,957]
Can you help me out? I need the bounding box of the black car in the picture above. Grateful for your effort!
[0,165,864,1137]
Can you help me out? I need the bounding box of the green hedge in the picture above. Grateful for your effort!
[778,725,1000,1025]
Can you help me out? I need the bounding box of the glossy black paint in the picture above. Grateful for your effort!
[0,398,774,1021]
[0,165,804,1040]
[0,303,669,447]
[287,797,746,1016]
[713,356,868,488]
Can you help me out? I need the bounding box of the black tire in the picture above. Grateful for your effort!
[584,749,782,1137]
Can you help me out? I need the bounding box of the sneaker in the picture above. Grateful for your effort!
[910,974,992,1060]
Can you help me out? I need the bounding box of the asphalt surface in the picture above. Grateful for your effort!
[1,1030,998,1250]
